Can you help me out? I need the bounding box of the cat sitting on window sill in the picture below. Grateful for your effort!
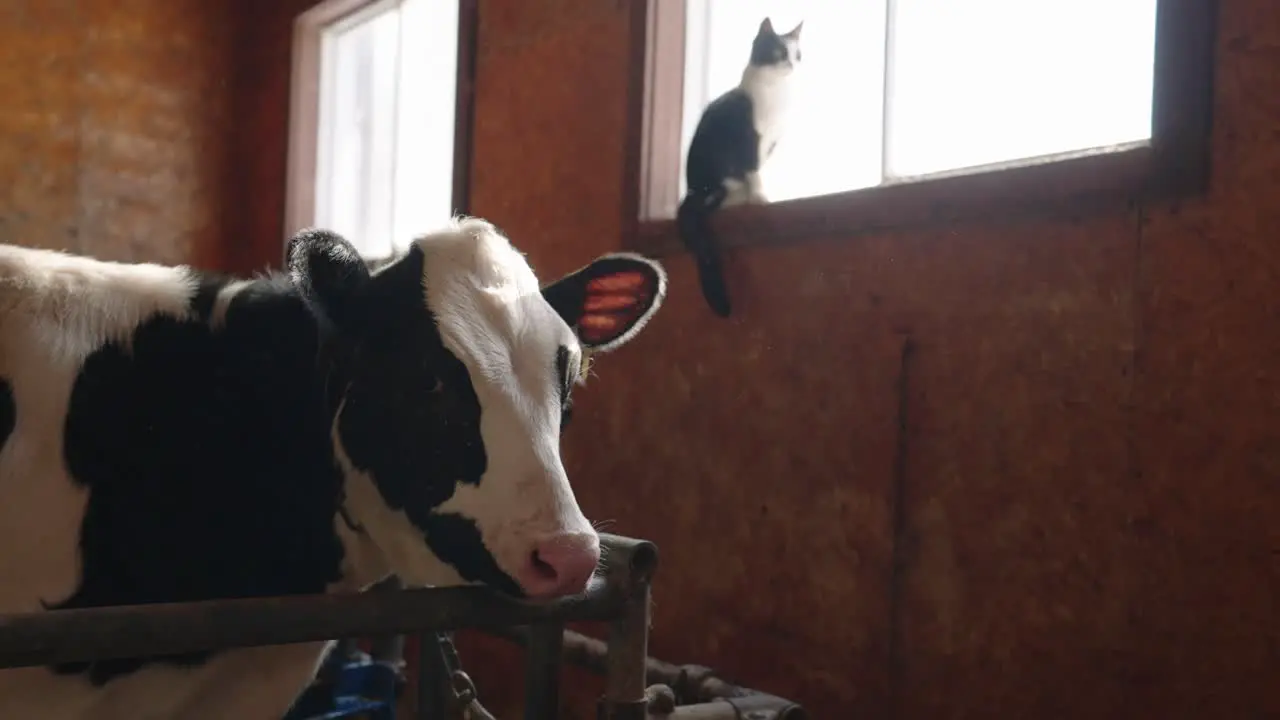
[677,16,803,319]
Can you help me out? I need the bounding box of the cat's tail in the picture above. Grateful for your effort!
[677,187,732,318]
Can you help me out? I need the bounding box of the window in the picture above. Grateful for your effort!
[677,2,892,205]
[286,0,477,258]
[628,0,1217,252]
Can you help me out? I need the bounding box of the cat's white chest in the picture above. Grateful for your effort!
[741,73,791,158]
[754,92,788,139]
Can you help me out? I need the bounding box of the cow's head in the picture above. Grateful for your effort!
[287,219,666,600]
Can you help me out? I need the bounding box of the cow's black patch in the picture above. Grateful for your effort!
[420,513,521,596]
[0,377,14,451]
[46,234,522,687]
[335,247,518,594]
[188,271,231,322]
[555,345,575,430]
[53,272,347,685]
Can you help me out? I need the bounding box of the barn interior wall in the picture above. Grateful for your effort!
[9,0,1278,717]
[0,0,236,267]
[447,5,1280,716]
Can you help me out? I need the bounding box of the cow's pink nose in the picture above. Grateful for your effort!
[517,533,600,599]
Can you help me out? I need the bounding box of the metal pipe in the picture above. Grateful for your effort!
[598,581,652,720]
[367,575,406,667]
[599,534,659,595]
[650,694,806,720]
[415,633,451,720]
[522,622,564,720]
[717,694,809,720]
[599,533,659,720]
[0,585,616,670]
[662,702,738,720]
[488,626,808,719]
[0,533,652,671]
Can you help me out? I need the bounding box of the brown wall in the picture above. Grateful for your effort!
[230,0,320,273]
[456,3,1280,716]
[0,0,236,267]
[59,0,1280,717]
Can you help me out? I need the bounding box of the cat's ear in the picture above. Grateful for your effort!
[541,253,667,353]
[784,21,803,39]
[758,17,775,36]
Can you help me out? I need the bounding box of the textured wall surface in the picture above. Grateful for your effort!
[227,0,1280,717]
[230,0,318,273]
[0,0,235,267]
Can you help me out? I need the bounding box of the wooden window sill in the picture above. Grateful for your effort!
[622,0,1219,259]
[627,143,1196,257]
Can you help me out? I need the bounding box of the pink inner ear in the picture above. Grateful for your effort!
[579,271,652,344]
[586,272,646,293]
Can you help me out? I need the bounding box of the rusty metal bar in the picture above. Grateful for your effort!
[415,633,451,720]
[523,622,565,720]
[589,533,660,720]
[645,686,805,720]
[0,584,613,670]
[598,580,653,720]
[662,698,799,720]
[715,694,809,720]
[0,533,653,671]
[660,703,735,720]
[487,626,808,719]
[598,533,659,594]
[366,574,407,673]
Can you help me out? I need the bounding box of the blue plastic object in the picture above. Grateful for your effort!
[282,647,402,720]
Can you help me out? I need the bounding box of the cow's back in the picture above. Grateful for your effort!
[0,244,199,375]
[0,244,344,719]
[0,245,198,612]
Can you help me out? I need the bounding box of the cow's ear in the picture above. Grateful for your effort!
[287,228,371,328]
[541,253,667,353]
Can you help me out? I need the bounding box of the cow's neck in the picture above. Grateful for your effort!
[331,514,394,592]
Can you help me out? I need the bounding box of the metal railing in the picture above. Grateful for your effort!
[0,534,805,719]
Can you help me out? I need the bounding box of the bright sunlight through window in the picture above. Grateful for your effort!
[315,0,459,258]
[679,0,1159,204]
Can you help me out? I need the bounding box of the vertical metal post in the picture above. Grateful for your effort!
[523,622,565,720]
[598,582,652,720]
[596,538,658,720]
[416,633,450,720]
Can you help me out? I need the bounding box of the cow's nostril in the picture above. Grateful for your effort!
[530,550,558,581]
[518,532,601,599]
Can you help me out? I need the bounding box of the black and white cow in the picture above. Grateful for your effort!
[0,217,666,719]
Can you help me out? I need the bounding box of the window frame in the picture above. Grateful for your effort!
[622,0,1220,257]
[284,0,479,252]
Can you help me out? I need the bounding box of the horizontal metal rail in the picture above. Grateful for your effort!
[488,625,809,720]
[0,533,657,673]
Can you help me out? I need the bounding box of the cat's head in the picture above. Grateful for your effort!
[749,17,803,72]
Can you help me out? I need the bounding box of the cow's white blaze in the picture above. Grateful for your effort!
[339,218,597,589]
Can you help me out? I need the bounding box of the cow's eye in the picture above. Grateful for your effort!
[430,377,444,394]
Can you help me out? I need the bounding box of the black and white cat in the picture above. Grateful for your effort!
[678,17,803,318]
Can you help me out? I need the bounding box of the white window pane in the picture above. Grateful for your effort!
[885,0,1158,179]
[392,0,459,251]
[316,4,401,257]
[681,0,887,204]
[312,0,460,259]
